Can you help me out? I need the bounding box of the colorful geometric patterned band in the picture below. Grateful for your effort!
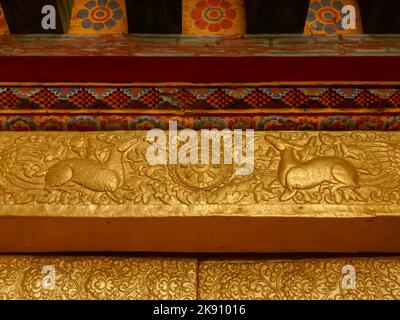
[3,86,399,110]
[0,85,400,131]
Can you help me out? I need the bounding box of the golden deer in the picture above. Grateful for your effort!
[265,136,360,201]
[45,140,137,203]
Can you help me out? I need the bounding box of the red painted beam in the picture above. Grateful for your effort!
[0,56,399,83]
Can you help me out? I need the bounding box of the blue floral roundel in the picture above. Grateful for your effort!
[307,0,345,34]
[77,0,123,31]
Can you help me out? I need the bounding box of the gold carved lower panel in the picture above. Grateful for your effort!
[1,255,399,300]
[199,257,400,300]
[0,131,399,252]
[1,131,400,214]
[0,256,197,300]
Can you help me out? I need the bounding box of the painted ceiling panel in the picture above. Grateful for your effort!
[0,0,399,34]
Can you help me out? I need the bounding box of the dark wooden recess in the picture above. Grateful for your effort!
[125,0,182,34]
[359,0,400,34]
[246,0,310,34]
[0,0,73,34]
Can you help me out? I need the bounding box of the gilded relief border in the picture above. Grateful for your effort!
[199,256,400,300]
[0,131,399,218]
[0,256,197,300]
[1,255,399,300]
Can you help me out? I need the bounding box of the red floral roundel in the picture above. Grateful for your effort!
[191,0,238,33]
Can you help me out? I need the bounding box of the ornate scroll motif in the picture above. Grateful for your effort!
[0,256,196,300]
[0,131,400,217]
[199,257,400,300]
[2,255,399,300]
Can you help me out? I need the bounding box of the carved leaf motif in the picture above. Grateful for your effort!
[297,136,318,161]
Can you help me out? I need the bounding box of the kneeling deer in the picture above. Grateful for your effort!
[265,136,360,201]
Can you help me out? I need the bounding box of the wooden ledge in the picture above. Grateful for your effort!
[2,34,400,57]
[1,35,400,82]
[0,131,400,252]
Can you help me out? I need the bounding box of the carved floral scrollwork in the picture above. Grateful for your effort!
[0,256,197,300]
[0,132,399,209]
[2,255,400,300]
[199,257,400,300]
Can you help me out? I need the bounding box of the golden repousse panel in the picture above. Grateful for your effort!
[2,256,400,300]
[0,131,400,217]
[199,257,400,300]
[0,256,197,300]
